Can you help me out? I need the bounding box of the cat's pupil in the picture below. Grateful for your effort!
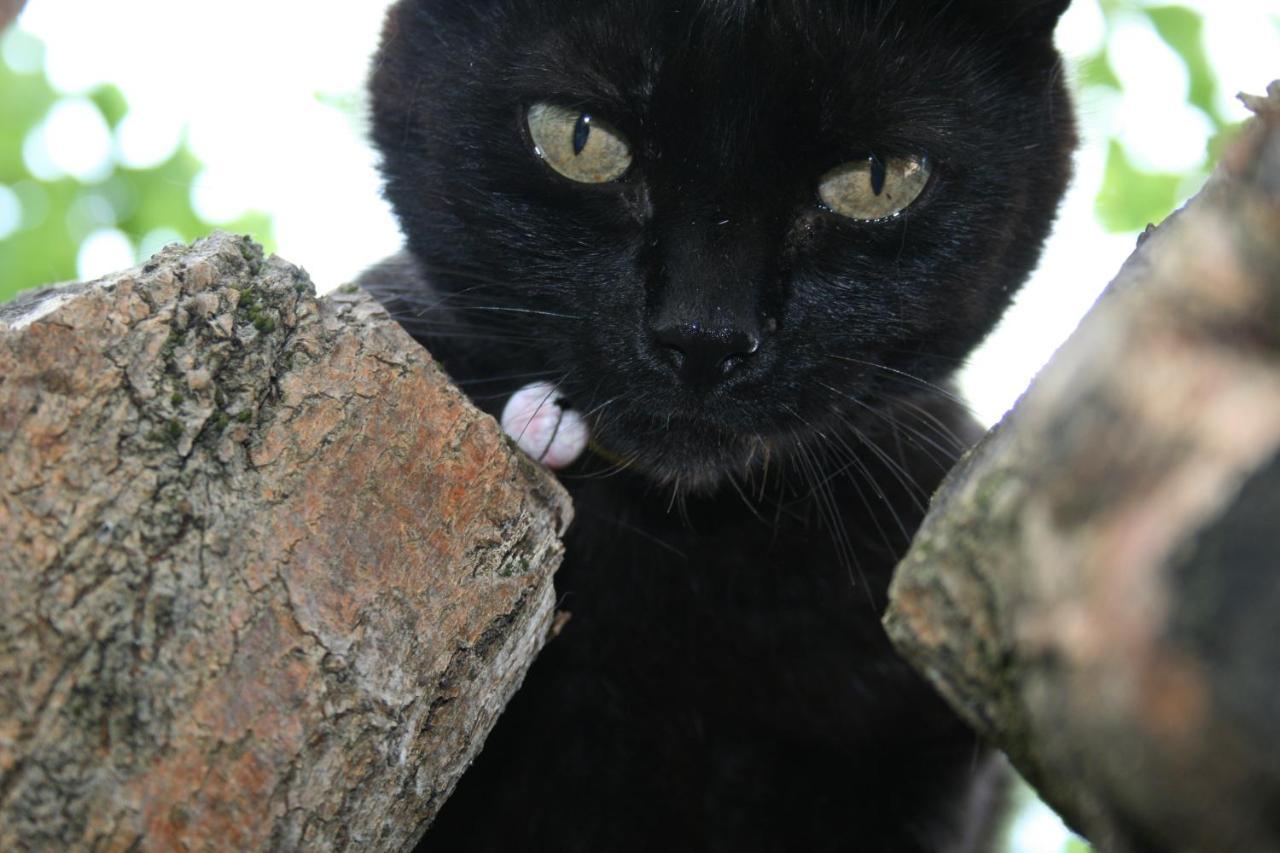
[869,154,887,197]
[573,114,591,156]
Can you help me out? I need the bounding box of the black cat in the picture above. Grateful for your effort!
[361,1,1076,849]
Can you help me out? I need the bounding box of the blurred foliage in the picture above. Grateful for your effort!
[0,29,271,303]
[1096,139,1186,233]
[1087,1,1244,232]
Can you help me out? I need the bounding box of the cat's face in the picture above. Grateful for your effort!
[371,0,1075,490]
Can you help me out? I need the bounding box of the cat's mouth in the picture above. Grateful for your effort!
[504,370,892,492]
[499,378,788,488]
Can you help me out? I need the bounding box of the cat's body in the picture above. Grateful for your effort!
[361,1,1075,849]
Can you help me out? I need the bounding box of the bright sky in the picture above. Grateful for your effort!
[7,0,1279,433]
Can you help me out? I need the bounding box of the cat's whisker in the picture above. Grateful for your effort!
[390,329,552,344]
[666,475,682,515]
[366,279,510,304]
[436,305,585,320]
[821,426,916,546]
[817,379,962,475]
[880,346,969,366]
[862,404,958,475]
[781,404,913,551]
[887,394,969,454]
[726,468,769,525]
[815,383,943,508]
[791,431,873,608]
[571,451,639,481]
[386,304,561,328]
[455,369,565,388]
[827,354,972,411]
[382,310,570,339]
[573,503,688,561]
[580,395,622,421]
[378,278,576,317]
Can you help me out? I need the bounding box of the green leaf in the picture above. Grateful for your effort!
[1076,52,1121,91]
[0,179,81,301]
[89,84,130,130]
[1143,6,1225,129]
[115,145,206,241]
[1095,140,1184,233]
[0,61,58,183]
[222,211,276,254]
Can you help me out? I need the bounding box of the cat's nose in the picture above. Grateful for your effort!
[652,323,761,388]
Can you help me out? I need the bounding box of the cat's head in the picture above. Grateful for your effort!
[370,0,1076,490]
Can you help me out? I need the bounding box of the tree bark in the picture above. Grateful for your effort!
[0,234,572,850]
[885,83,1280,852]
[1,0,25,32]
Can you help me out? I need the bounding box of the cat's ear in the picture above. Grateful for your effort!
[385,0,508,33]
[1005,0,1073,37]
[962,0,1070,41]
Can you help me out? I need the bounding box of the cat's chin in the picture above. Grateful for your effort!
[596,442,765,494]
[587,414,787,494]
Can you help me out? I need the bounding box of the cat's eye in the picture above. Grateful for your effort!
[818,154,932,221]
[527,102,632,184]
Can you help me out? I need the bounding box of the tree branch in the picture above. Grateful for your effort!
[0,234,571,850]
[885,82,1280,853]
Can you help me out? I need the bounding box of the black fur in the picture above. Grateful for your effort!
[361,1,1075,849]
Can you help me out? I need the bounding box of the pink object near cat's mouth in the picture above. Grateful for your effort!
[500,382,589,470]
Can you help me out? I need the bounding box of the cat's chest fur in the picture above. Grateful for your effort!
[400,369,993,852]
[546,443,955,735]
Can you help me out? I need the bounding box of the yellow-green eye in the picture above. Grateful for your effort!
[818,154,932,221]
[527,102,632,184]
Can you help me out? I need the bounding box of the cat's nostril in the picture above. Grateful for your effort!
[653,323,761,388]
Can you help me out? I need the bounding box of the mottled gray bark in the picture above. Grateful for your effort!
[0,234,571,851]
[0,0,25,31]
[885,83,1280,853]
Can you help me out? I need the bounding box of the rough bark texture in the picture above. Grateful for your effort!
[885,83,1280,853]
[0,234,572,851]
